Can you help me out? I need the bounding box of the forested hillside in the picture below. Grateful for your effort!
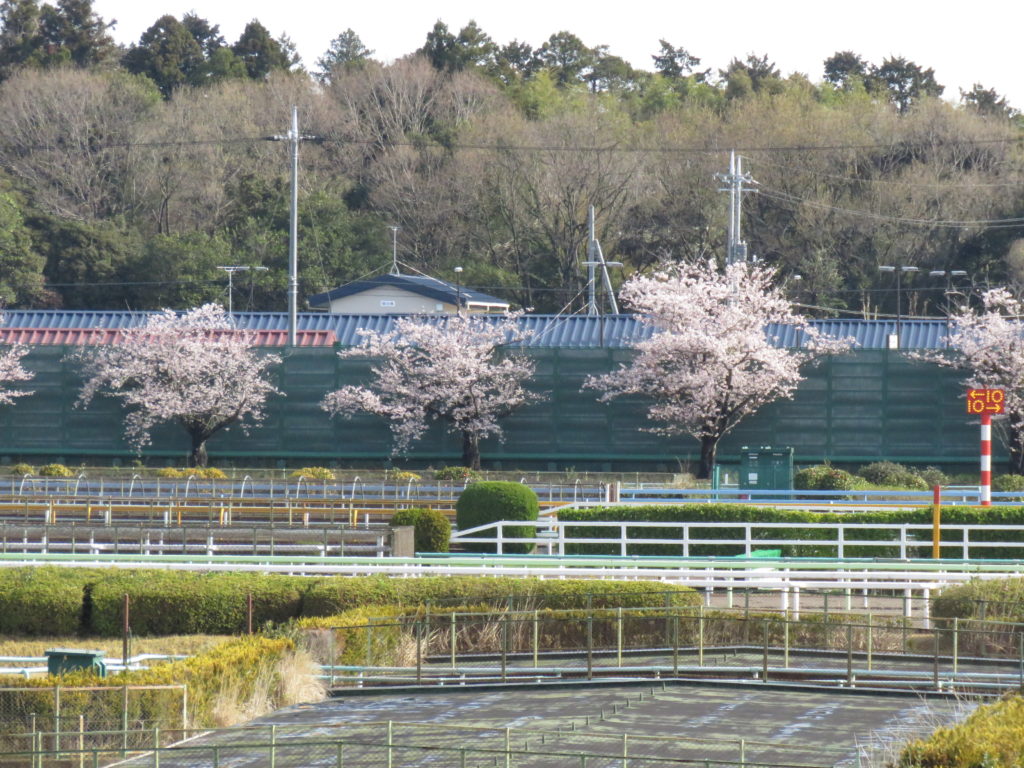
[0,0,1021,315]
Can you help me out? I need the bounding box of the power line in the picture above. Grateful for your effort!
[1,133,1021,158]
[757,186,1024,228]
[742,153,1024,188]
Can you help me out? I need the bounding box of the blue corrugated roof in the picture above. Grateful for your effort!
[0,311,954,349]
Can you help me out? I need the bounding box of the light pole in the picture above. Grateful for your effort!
[453,266,463,315]
[878,265,918,348]
[217,266,269,315]
[929,269,969,347]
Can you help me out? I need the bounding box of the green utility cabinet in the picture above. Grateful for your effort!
[739,446,794,490]
[45,648,107,677]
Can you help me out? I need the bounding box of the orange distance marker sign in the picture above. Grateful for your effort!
[967,388,1005,415]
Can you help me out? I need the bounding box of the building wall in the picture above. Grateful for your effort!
[0,346,994,471]
[325,286,456,314]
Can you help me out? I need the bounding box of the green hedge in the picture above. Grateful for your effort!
[390,507,451,553]
[90,571,304,636]
[303,575,699,616]
[0,568,94,636]
[558,504,1024,559]
[456,481,538,554]
[0,570,699,636]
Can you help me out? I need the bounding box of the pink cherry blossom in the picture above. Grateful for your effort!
[322,311,541,470]
[76,304,281,467]
[0,344,33,407]
[586,260,851,478]
[920,288,1024,472]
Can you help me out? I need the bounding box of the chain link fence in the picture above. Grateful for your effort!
[0,684,186,756]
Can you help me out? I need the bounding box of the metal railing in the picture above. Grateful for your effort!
[0,522,398,558]
[453,518,1024,559]
[313,606,1024,693]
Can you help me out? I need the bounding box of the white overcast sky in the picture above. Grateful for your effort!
[91,0,1022,109]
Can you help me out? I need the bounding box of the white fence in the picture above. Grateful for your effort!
[451,519,1024,559]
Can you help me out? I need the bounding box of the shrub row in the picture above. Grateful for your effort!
[931,577,1024,623]
[0,569,699,636]
[895,693,1024,768]
[0,635,296,730]
[300,605,903,671]
[558,504,1024,558]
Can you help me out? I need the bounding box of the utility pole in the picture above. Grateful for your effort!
[217,265,268,315]
[582,206,622,315]
[269,107,318,346]
[715,150,758,266]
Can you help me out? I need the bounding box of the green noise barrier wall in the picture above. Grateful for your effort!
[0,346,992,471]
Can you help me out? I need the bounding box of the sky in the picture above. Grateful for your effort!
[90,0,1023,109]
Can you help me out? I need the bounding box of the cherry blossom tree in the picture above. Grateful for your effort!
[921,288,1024,473]
[586,260,851,478]
[0,345,33,406]
[76,304,281,467]
[322,312,541,470]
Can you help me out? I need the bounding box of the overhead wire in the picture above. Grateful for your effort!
[741,152,1024,189]
[756,185,1024,228]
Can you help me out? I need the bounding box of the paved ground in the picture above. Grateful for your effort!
[129,682,975,768]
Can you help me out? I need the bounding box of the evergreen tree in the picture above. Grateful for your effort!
[231,19,296,79]
[123,15,205,97]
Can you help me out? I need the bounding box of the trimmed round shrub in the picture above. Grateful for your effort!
[391,507,451,553]
[794,465,856,491]
[435,466,483,483]
[156,467,185,478]
[455,481,539,554]
[858,461,928,489]
[196,467,227,480]
[10,462,34,475]
[38,463,74,478]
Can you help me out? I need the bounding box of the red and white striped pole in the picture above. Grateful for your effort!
[980,412,992,506]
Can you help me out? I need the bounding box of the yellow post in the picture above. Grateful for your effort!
[932,485,942,559]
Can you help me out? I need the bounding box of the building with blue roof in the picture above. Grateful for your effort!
[306,273,510,315]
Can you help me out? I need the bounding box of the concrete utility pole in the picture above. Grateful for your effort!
[582,206,622,315]
[270,107,318,346]
[715,150,758,266]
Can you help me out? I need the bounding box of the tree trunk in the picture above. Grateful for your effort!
[462,431,481,471]
[189,432,209,468]
[697,435,719,480]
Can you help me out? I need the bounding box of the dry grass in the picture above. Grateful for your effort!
[209,647,326,728]
[0,635,234,658]
[276,648,327,706]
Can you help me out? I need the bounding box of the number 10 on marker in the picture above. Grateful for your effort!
[967,389,1003,506]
